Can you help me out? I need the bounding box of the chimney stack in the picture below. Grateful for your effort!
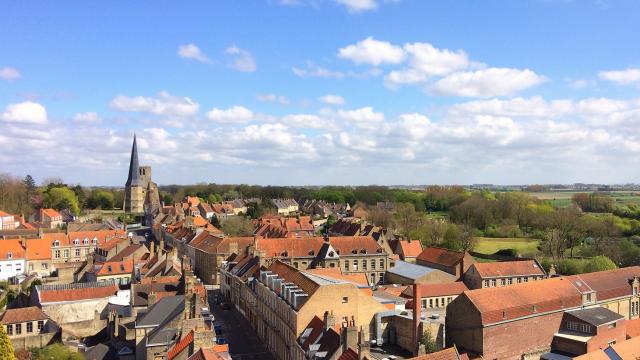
[323,311,336,332]
[412,284,422,356]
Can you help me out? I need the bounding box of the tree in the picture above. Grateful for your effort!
[42,186,80,215]
[420,327,437,353]
[584,255,617,273]
[221,217,254,236]
[394,203,420,237]
[0,324,15,360]
[86,190,115,209]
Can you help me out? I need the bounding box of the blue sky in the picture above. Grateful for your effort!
[1,0,640,186]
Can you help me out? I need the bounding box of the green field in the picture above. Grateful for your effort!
[473,237,540,256]
[526,191,640,208]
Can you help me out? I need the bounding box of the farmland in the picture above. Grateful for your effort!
[526,191,640,207]
[473,237,540,256]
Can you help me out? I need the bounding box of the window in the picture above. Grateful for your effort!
[379,259,385,269]
[7,252,12,260]
[344,261,349,271]
[371,259,376,270]
[92,238,98,245]
[293,262,299,268]
[507,278,512,285]
[429,299,433,308]
[63,250,69,258]
[422,299,427,308]
[73,239,79,246]
[29,264,34,271]
[524,277,529,282]
[586,293,593,303]
[53,240,59,247]
[15,324,21,335]
[608,340,616,346]
[37,321,44,331]
[54,250,60,259]
[75,249,80,257]
[342,297,349,303]
[42,263,47,270]
[362,260,367,270]
[500,279,506,286]
[353,262,358,271]
[491,279,497,287]
[517,277,522,283]
[83,239,88,245]
[379,273,384,283]
[6,324,12,336]
[27,322,33,333]
[370,273,375,284]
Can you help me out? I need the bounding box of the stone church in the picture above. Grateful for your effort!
[124,135,161,221]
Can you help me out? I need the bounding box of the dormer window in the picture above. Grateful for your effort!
[73,239,79,246]
[328,251,335,257]
[107,265,112,272]
[83,239,89,245]
[53,240,59,247]
[120,264,125,271]
[360,249,366,254]
[92,238,98,245]
[7,252,12,260]
[351,249,357,254]
[308,250,315,256]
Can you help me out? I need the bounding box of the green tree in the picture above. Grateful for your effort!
[420,327,437,353]
[42,186,80,215]
[221,217,254,236]
[31,343,84,360]
[0,324,15,360]
[584,255,617,273]
[87,190,115,209]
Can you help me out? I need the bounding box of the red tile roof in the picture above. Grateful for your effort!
[328,236,382,255]
[96,260,134,276]
[416,247,465,267]
[462,266,640,326]
[254,237,327,258]
[626,318,640,338]
[0,306,49,324]
[0,239,26,260]
[268,260,320,296]
[410,346,460,360]
[472,260,545,278]
[402,282,469,298]
[37,283,119,303]
[338,348,359,360]
[41,208,62,218]
[168,330,194,360]
[397,240,423,258]
[26,238,51,260]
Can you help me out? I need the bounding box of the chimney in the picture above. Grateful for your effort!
[323,311,336,332]
[357,327,370,360]
[342,325,358,352]
[412,284,421,356]
[158,239,164,255]
[149,241,155,255]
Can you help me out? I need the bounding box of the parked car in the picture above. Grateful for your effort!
[220,302,232,310]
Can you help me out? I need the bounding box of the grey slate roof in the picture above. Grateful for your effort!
[386,261,457,282]
[136,295,184,328]
[147,327,178,347]
[567,307,624,326]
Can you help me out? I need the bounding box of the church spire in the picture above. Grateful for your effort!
[125,134,142,187]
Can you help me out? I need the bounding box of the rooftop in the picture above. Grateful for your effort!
[416,247,466,267]
[387,260,457,282]
[0,306,49,324]
[472,260,545,278]
[566,307,623,327]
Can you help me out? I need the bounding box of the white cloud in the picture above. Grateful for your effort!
[257,93,289,105]
[599,68,640,85]
[384,42,471,86]
[73,112,100,124]
[338,37,405,66]
[0,67,21,80]
[318,94,345,105]
[0,101,47,124]
[451,97,573,118]
[335,0,378,12]
[334,107,384,129]
[177,44,211,63]
[206,106,254,124]
[292,63,344,78]
[281,114,328,129]
[225,45,257,72]
[110,91,199,117]
[430,68,546,97]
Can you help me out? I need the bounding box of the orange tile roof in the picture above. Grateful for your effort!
[67,230,125,246]
[268,260,320,296]
[402,282,469,298]
[377,285,409,297]
[38,283,118,303]
[96,260,134,276]
[410,346,460,360]
[574,336,640,360]
[168,330,194,360]
[328,236,382,255]
[567,266,640,301]
[41,232,70,246]
[190,232,253,254]
[26,238,52,260]
[254,237,327,258]
[398,240,423,258]
[472,260,545,278]
[41,208,62,218]
[0,306,49,324]
[0,239,26,260]
[416,247,465,267]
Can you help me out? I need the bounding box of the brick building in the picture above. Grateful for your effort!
[187,232,253,285]
[463,259,546,289]
[0,306,59,351]
[550,307,626,356]
[415,247,474,280]
[446,266,640,359]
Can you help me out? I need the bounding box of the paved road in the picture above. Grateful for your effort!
[208,290,274,360]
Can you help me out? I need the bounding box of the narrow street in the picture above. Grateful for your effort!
[208,290,274,360]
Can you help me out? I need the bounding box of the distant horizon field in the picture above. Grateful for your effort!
[473,237,540,256]
[526,191,640,207]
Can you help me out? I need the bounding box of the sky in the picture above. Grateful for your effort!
[1,0,640,186]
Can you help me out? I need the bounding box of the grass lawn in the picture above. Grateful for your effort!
[473,237,540,256]
[425,211,448,219]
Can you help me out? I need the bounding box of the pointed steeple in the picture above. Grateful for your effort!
[126,134,142,187]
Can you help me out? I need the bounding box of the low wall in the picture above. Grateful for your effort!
[11,331,59,351]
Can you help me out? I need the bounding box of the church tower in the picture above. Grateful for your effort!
[124,135,145,213]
